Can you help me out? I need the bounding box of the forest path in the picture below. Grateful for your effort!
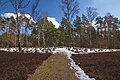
[28,53,79,80]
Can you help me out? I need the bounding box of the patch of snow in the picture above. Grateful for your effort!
[0,48,9,51]
[21,47,53,53]
[0,48,19,52]
[69,48,119,54]
[53,47,95,80]
[9,48,18,52]
[0,47,119,54]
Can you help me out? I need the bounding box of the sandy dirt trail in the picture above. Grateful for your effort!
[28,54,79,80]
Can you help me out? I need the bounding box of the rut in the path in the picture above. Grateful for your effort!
[28,54,79,80]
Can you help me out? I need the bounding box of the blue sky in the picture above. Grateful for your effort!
[1,0,120,23]
[93,0,120,18]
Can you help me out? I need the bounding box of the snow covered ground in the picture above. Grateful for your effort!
[68,47,119,54]
[0,47,119,54]
[0,47,53,53]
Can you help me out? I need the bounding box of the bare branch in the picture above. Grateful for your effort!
[10,0,30,11]
[31,0,40,20]
[60,0,79,22]
[86,7,98,22]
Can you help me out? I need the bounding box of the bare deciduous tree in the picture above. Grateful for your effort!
[60,0,79,22]
[60,0,79,46]
[37,13,48,47]
[10,0,30,51]
[86,7,98,48]
[86,7,98,23]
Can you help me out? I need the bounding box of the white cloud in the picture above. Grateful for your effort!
[47,17,60,28]
[1,13,35,22]
[24,14,35,22]
[1,13,16,19]
[92,21,96,27]
[92,21,98,30]
[1,13,59,28]
[24,14,31,19]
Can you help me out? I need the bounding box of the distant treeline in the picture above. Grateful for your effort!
[0,13,120,49]
[0,0,120,49]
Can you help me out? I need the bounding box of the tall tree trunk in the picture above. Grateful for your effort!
[18,27,21,51]
[14,34,17,48]
[6,30,8,48]
[38,30,40,47]
[25,28,28,48]
[42,30,45,47]
[89,31,92,48]
[42,18,46,47]
[79,32,82,48]
[16,11,21,51]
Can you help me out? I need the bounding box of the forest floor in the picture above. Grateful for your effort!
[28,54,79,80]
[72,51,120,80]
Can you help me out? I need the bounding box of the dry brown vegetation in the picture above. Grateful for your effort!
[72,52,120,80]
[0,51,51,80]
